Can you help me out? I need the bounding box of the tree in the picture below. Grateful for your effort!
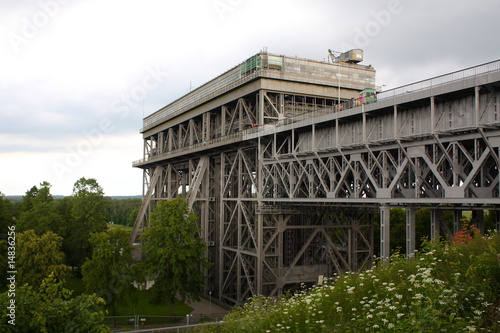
[0,193,13,292]
[143,197,211,313]
[82,229,136,316]
[66,177,110,267]
[17,182,64,235]
[109,198,142,226]
[0,191,13,238]
[17,230,70,287]
[390,208,406,252]
[0,276,109,332]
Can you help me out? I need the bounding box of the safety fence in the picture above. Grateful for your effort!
[105,313,225,332]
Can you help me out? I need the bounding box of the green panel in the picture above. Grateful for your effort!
[241,56,262,74]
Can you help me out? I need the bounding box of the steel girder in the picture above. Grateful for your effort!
[133,75,500,306]
[259,134,500,201]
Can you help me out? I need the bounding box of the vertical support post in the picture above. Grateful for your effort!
[406,206,416,258]
[475,86,480,128]
[312,124,316,151]
[203,112,211,142]
[158,132,164,155]
[393,105,398,140]
[168,128,173,152]
[430,96,436,134]
[335,118,340,148]
[256,142,263,295]
[430,209,442,242]
[279,93,285,117]
[362,104,367,143]
[218,152,225,301]
[259,91,265,125]
[380,205,391,261]
[189,119,194,146]
[222,106,227,136]
[240,98,245,131]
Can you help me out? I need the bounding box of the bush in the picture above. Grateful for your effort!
[198,232,500,332]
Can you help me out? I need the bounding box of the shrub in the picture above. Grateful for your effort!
[198,232,500,332]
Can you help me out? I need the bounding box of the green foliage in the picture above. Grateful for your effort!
[143,197,211,312]
[108,198,142,226]
[389,208,406,251]
[113,287,193,316]
[0,276,109,332]
[65,177,110,267]
[16,230,70,287]
[82,229,136,315]
[0,193,14,291]
[54,196,74,226]
[0,191,14,238]
[16,182,64,236]
[200,232,500,332]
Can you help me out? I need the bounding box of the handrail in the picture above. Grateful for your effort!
[377,59,500,101]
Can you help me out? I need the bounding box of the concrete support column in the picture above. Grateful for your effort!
[430,209,442,242]
[380,205,390,260]
[406,206,416,257]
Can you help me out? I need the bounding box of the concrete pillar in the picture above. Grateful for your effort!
[406,206,416,257]
[380,205,391,260]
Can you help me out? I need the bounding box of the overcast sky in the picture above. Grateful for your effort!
[1,0,499,196]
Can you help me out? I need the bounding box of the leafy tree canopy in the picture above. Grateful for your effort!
[66,177,110,267]
[143,197,211,312]
[16,230,70,287]
[0,276,109,333]
[17,182,64,235]
[82,228,136,315]
[0,191,13,238]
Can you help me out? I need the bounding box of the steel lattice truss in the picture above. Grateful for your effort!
[132,59,500,306]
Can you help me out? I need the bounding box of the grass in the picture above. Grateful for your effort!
[105,289,193,330]
[114,288,193,316]
[196,231,500,332]
[64,275,192,316]
[108,222,133,232]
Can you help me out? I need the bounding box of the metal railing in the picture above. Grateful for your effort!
[105,314,225,332]
[377,59,500,101]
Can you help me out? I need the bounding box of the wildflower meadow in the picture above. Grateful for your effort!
[198,230,500,332]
